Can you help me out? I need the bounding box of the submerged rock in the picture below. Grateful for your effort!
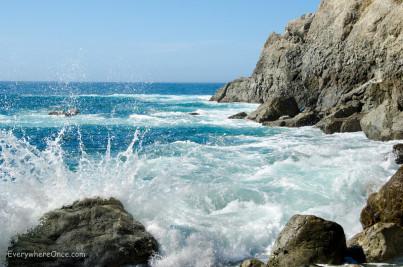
[348,223,403,263]
[361,166,403,229]
[48,108,80,117]
[210,0,403,140]
[267,215,346,267]
[189,112,200,115]
[7,197,158,267]
[240,258,265,267]
[393,144,403,164]
[229,112,248,119]
[247,96,299,123]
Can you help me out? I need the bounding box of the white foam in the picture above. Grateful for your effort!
[0,125,401,266]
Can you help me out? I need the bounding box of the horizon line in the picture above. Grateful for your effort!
[0,80,228,85]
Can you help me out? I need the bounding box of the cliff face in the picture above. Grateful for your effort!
[211,0,403,140]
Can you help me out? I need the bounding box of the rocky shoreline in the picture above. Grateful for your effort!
[211,0,402,141]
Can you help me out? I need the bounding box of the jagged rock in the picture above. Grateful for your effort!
[267,215,346,267]
[240,258,265,267]
[7,198,158,267]
[263,111,321,128]
[247,96,299,123]
[348,223,403,263]
[211,0,403,140]
[229,112,248,119]
[393,143,403,164]
[361,166,403,229]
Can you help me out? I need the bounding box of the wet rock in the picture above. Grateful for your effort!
[64,108,80,117]
[340,113,363,133]
[229,112,248,119]
[348,223,403,263]
[267,215,346,267]
[240,258,265,267]
[7,197,158,267]
[393,144,403,164]
[248,96,299,123]
[344,245,366,264]
[48,110,65,116]
[317,113,363,134]
[263,111,320,128]
[189,112,200,115]
[361,166,403,229]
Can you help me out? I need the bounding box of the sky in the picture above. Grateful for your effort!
[0,0,320,83]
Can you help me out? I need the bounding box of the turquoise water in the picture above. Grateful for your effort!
[0,82,400,266]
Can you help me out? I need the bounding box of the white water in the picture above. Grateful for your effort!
[0,98,401,266]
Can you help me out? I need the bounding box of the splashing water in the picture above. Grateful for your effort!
[0,82,401,267]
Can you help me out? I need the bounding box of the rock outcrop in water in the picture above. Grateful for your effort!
[7,197,158,267]
[393,143,403,164]
[212,0,403,141]
[267,215,346,267]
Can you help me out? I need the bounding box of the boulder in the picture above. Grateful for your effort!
[348,223,403,263]
[316,113,363,134]
[361,166,403,229]
[340,113,363,133]
[240,258,265,267]
[267,215,346,267]
[7,197,158,267]
[248,96,300,123]
[393,144,403,164]
[229,112,248,119]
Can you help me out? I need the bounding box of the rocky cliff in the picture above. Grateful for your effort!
[211,0,403,140]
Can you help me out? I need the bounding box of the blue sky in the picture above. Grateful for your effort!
[0,0,320,82]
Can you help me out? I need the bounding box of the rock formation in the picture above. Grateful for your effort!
[360,166,403,229]
[7,198,158,267]
[348,222,403,262]
[211,0,403,140]
[240,258,265,267]
[267,215,346,267]
[229,112,248,119]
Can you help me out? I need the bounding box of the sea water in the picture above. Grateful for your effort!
[0,82,400,267]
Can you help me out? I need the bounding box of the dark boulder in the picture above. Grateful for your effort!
[348,223,403,263]
[267,215,346,267]
[263,111,321,128]
[229,112,248,119]
[189,112,200,116]
[393,144,403,164]
[248,96,300,123]
[7,197,158,267]
[360,166,403,229]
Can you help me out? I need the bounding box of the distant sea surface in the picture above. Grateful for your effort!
[0,81,399,267]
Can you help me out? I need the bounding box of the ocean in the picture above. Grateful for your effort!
[0,81,399,267]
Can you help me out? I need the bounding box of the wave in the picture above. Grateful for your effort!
[0,127,399,266]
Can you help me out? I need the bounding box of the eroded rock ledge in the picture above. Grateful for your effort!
[212,0,403,141]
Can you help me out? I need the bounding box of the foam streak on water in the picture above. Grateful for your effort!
[0,90,401,267]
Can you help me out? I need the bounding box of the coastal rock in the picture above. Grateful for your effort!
[247,96,299,123]
[48,108,80,117]
[316,113,363,134]
[211,0,403,140]
[348,223,403,262]
[240,258,265,267]
[393,143,403,164]
[360,166,403,229]
[263,111,321,128]
[267,215,346,267]
[229,112,248,119]
[7,197,158,267]
[189,112,200,115]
